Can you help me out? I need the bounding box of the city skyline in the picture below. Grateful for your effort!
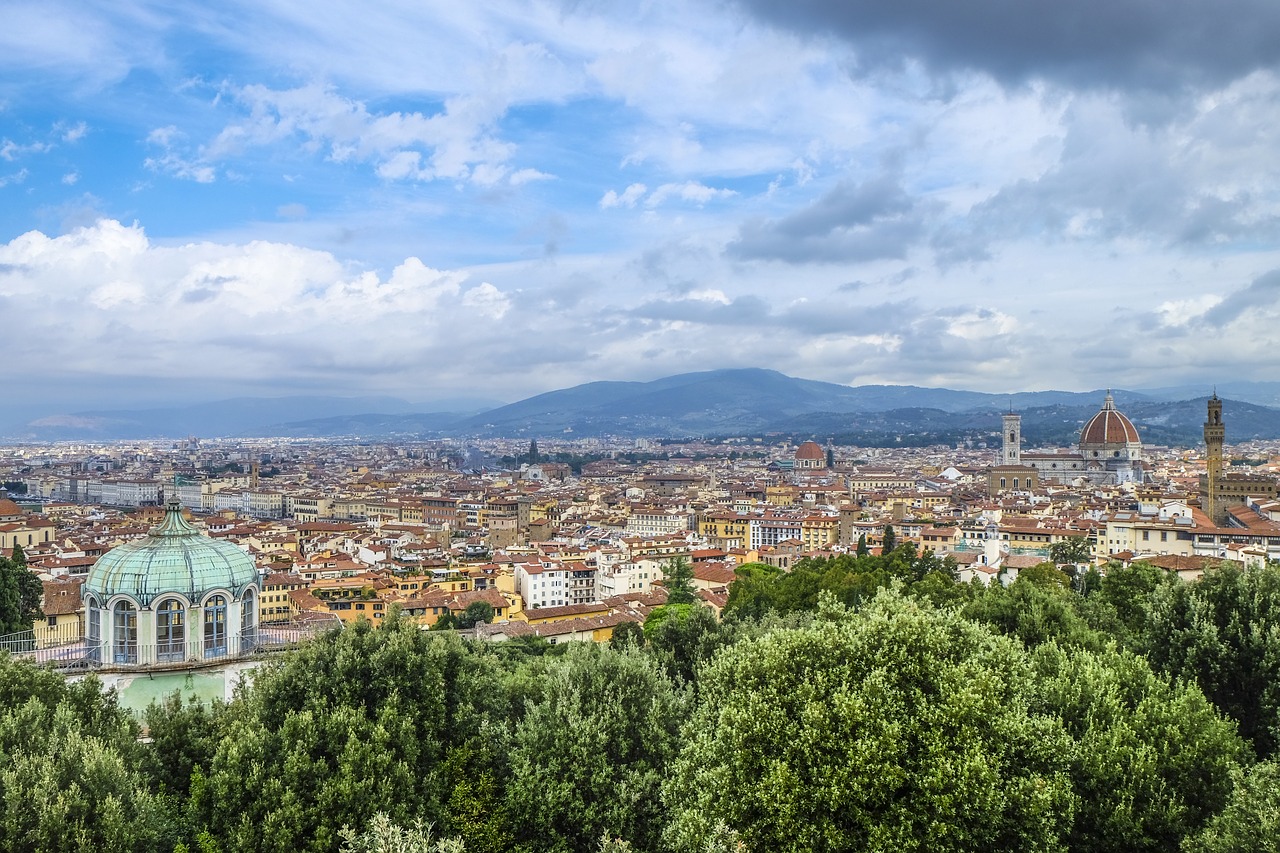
[4,0,1280,416]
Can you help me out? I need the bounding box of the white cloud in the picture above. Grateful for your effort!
[646,181,737,207]
[0,139,51,161]
[600,183,648,209]
[60,121,88,143]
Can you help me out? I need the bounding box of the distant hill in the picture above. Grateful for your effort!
[7,369,1279,445]
[7,396,467,440]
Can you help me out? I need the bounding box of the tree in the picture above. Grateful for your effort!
[881,524,896,554]
[1143,562,1280,757]
[456,602,495,630]
[665,589,1077,853]
[661,557,698,606]
[1048,536,1093,566]
[856,534,869,558]
[0,554,42,634]
[644,603,724,686]
[1029,643,1248,851]
[189,617,510,852]
[339,813,465,853]
[608,621,644,651]
[504,644,686,853]
[1184,760,1280,853]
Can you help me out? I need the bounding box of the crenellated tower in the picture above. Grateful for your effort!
[1204,394,1225,524]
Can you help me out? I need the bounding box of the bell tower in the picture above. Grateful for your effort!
[1002,412,1021,466]
[1203,394,1225,524]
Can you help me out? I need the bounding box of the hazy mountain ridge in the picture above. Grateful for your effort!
[6,369,1278,444]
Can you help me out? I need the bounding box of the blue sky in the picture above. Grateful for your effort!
[4,0,1280,420]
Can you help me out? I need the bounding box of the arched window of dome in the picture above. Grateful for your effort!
[112,601,137,665]
[86,596,101,662]
[241,589,257,650]
[204,594,227,659]
[157,598,185,663]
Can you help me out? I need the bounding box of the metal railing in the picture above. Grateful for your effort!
[1,622,332,671]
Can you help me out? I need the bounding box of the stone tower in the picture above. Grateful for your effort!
[1204,394,1225,524]
[1002,412,1021,466]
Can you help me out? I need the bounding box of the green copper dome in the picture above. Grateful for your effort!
[86,502,258,606]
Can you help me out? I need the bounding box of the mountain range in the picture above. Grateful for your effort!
[6,369,1279,446]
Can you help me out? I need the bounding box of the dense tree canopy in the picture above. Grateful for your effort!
[0,555,1277,853]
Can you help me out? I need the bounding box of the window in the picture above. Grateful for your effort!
[204,595,228,658]
[241,590,257,648]
[157,598,185,662]
[113,601,138,664]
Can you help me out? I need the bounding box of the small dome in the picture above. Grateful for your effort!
[0,498,22,519]
[86,502,257,606]
[795,441,825,460]
[1080,392,1140,446]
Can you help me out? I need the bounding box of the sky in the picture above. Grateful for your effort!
[4,0,1280,418]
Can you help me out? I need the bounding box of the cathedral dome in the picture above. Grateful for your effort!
[1080,392,1141,447]
[86,502,257,606]
[795,441,825,461]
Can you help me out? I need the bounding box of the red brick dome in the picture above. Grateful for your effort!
[1080,392,1140,445]
[795,441,825,461]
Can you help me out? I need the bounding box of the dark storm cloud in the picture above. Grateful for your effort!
[1202,269,1280,325]
[736,0,1280,91]
[727,175,928,263]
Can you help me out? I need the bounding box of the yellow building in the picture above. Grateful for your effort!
[697,512,749,549]
[35,577,84,649]
[800,514,839,550]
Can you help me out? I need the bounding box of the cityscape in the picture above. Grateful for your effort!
[5,0,1280,850]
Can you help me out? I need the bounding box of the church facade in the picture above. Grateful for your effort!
[990,392,1148,493]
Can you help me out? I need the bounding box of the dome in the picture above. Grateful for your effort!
[795,441,825,460]
[1080,392,1140,446]
[0,498,22,519]
[86,502,258,606]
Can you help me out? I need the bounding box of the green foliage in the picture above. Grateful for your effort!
[661,557,698,605]
[338,812,466,853]
[1184,760,1280,853]
[881,524,896,554]
[1096,561,1174,648]
[505,644,686,853]
[724,550,954,621]
[0,713,175,852]
[963,576,1108,651]
[607,621,643,651]
[1143,562,1280,757]
[1,555,1274,853]
[457,601,495,629]
[143,692,225,800]
[1049,536,1093,565]
[643,603,725,686]
[1031,643,1249,851]
[190,616,509,852]
[0,553,42,633]
[0,656,171,852]
[666,589,1077,853]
